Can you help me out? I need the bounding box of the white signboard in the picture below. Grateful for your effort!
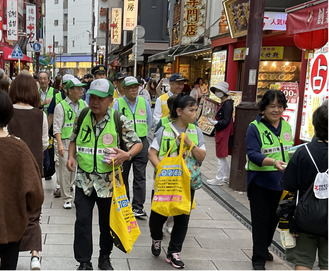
[300,43,329,141]
[7,0,18,41]
[26,4,36,51]
[263,12,287,31]
[210,50,227,87]
[111,8,122,45]
[181,0,206,45]
[123,0,138,31]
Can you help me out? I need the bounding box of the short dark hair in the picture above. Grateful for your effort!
[171,93,197,119]
[9,74,40,108]
[0,90,14,127]
[0,78,10,93]
[258,90,287,112]
[312,101,328,141]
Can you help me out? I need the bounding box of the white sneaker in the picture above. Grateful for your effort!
[30,256,41,270]
[63,201,72,209]
[206,178,225,186]
[223,177,230,183]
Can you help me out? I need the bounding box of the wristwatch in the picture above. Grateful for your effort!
[128,151,132,161]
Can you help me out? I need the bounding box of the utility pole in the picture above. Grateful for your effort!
[91,7,95,68]
[35,0,40,73]
[105,8,109,68]
[52,35,55,78]
[229,0,266,191]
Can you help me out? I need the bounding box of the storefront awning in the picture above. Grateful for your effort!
[286,0,328,35]
[148,50,170,63]
[1,45,33,62]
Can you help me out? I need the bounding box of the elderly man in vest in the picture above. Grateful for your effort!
[153,73,187,126]
[39,71,54,114]
[67,79,142,270]
[113,76,152,217]
[53,78,88,209]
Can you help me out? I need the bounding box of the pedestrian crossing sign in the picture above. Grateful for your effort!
[11,44,23,59]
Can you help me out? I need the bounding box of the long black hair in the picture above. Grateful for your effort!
[170,93,197,119]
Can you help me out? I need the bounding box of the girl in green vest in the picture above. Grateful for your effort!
[149,93,206,269]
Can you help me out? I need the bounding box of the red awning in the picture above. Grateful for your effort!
[1,45,34,62]
[286,0,328,35]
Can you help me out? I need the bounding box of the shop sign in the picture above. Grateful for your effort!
[197,97,220,135]
[111,8,122,45]
[300,43,329,142]
[181,0,206,45]
[26,4,36,52]
[210,50,227,86]
[179,64,190,79]
[263,12,287,31]
[233,47,284,61]
[286,0,328,35]
[7,0,18,41]
[123,0,138,31]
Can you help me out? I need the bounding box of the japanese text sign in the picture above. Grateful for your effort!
[123,0,138,31]
[111,8,122,45]
[7,0,18,41]
[26,4,36,51]
[234,47,284,61]
[263,12,287,31]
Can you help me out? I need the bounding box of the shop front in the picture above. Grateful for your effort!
[54,55,95,78]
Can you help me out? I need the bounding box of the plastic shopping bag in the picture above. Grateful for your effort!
[151,133,192,217]
[109,161,140,253]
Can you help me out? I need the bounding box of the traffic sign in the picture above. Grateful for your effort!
[133,25,145,39]
[132,44,144,56]
[132,38,145,44]
[11,44,23,59]
[134,56,144,62]
[32,42,42,52]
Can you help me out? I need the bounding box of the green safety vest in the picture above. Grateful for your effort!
[245,119,294,171]
[76,109,118,173]
[40,87,54,114]
[117,96,148,137]
[55,92,64,106]
[160,116,170,127]
[60,99,86,139]
[159,122,199,158]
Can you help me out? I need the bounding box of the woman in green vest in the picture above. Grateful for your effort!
[245,90,293,270]
[149,93,206,269]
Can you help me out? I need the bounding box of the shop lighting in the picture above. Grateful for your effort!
[272,62,276,66]
[203,58,211,61]
[285,61,290,66]
[264,61,268,66]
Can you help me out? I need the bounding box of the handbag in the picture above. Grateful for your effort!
[151,133,192,217]
[109,160,141,253]
[185,142,202,190]
[294,145,328,237]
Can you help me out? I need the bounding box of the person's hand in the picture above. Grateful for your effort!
[106,147,130,166]
[178,133,193,148]
[58,143,65,157]
[67,157,76,172]
[207,117,218,125]
[43,98,51,105]
[274,160,287,172]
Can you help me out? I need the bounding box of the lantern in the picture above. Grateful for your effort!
[294,28,328,51]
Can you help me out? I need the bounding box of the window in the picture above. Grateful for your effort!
[54,20,58,26]
[72,40,75,47]
[54,0,58,4]
[54,41,58,48]
[73,18,75,25]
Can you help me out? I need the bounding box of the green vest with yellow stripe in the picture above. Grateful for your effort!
[60,99,86,139]
[246,119,293,171]
[117,96,148,137]
[159,122,198,158]
[76,109,118,173]
[40,87,54,114]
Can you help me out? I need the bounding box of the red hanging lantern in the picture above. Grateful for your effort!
[294,28,328,50]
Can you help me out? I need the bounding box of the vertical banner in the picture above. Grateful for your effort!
[111,8,122,45]
[26,4,36,51]
[300,43,328,141]
[7,0,18,41]
[0,1,3,42]
[210,50,227,86]
[181,0,206,45]
[123,0,138,31]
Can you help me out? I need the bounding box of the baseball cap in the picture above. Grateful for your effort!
[116,71,128,80]
[122,76,139,88]
[65,78,86,90]
[169,73,188,82]
[87,79,114,97]
[91,65,107,75]
[62,74,75,84]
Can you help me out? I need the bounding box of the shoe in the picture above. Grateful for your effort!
[98,254,113,270]
[45,176,52,180]
[206,178,225,186]
[252,263,265,270]
[151,239,161,257]
[223,177,230,183]
[266,252,273,261]
[63,201,72,209]
[30,256,41,270]
[77,261,93,270]
[166,252,185,269]
[164,225,173,234]
[133,208,147,217]
[53,188,61,198]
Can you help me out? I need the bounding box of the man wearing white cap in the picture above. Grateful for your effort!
[206,81,234,186]
[53,78,88,209]
[113,76,152,217]
[67,79,142,270]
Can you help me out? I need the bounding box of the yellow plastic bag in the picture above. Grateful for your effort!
[109,161,140,253]
[151,133,192,217]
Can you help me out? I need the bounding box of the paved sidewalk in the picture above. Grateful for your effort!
[16,134,292,270]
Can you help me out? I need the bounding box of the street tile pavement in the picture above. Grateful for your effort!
[16,134,292,270]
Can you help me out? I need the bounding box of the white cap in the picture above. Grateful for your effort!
[62,74,75,84]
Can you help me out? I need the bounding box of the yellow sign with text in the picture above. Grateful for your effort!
[234,47,284,61]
